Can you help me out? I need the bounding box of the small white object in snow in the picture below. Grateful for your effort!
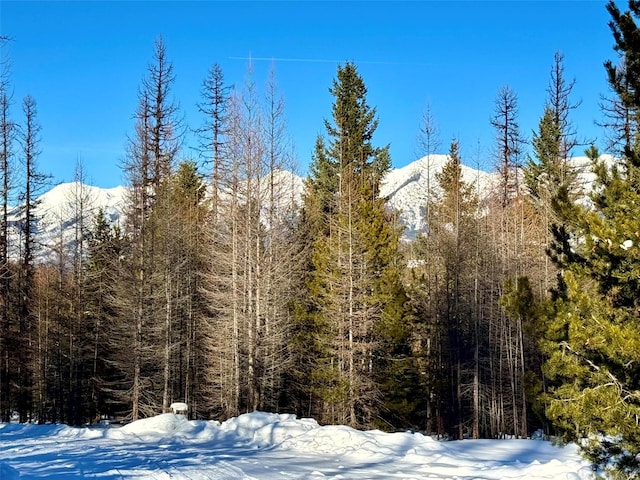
[169,402,188,415]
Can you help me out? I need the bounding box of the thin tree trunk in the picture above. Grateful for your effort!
[162,274,171,412]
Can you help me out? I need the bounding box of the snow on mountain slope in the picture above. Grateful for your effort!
[380,153,614,238]
[7,182,126,261]
[35,182,126,225]
[12,154,609,260]
[381,154,496,238]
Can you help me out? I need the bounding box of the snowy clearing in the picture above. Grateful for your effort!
[0,411,592,479]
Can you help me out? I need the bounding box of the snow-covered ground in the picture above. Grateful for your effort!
[0,411,592,479]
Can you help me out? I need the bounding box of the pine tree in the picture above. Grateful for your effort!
[605,0,640,154]
[419,140,485,438]
[84,208,124,420]
[297,62,409,428]
[526,52,582,286]
[542,146,640,475]
[540,2,640,474]
[289,135,338,420]
[599,60,638,154]
[526,106,563,203]
[521,56,585,432]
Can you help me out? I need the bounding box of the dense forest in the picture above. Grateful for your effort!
[2,1,640,476]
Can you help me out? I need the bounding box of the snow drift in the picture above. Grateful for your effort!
[0,411,592,479]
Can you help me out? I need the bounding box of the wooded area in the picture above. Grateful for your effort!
[1,1,640,476]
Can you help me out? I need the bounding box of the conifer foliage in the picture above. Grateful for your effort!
[6,9,640,475]
[295,62,410,428]
[540,2,640,475]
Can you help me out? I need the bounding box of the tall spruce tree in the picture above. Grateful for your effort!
[526,52,582,264]
[521,55,585,427]
[541,1,640,474]
[84,208,124,420]
[434,141,479,439]
[297,62,409,429]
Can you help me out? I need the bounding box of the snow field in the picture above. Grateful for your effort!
[0,411,593,479]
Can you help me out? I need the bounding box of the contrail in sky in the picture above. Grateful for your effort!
[230,56,338,63]
[229,56,441,66]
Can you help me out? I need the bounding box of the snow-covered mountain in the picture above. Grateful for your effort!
[381,154,496,238]
[35,182,126,228]
[12,154,607,260]
[7,182,126,261]
[380,153,608,237]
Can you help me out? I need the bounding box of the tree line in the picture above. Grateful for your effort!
[2,1,640,475]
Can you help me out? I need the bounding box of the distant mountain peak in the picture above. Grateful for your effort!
[11,154,608,260]
[381,154,496,238]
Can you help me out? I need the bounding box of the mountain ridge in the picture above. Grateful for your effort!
[9,154,606,260]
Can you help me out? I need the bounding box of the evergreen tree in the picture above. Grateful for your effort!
[416,140,485,438]
[605,0,640,154]
[524,52,584,324]
[526,106,563,202]
[526,51,582,236]
[542,145,640,476]
[297,62,409,428]
[289,136,338,419]
[599,59,639,154]
[540,3,640,474]
[84,208,124,420]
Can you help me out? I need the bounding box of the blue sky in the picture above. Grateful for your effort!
[1,1,617,188]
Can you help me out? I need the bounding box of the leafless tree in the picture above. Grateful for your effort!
[118,37,182,421]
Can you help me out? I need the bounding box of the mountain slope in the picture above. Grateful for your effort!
[381,154,496,238]
[7,182,126,261]
[9,154,607,260]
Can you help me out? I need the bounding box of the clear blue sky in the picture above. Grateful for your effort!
[1,1,618,188]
